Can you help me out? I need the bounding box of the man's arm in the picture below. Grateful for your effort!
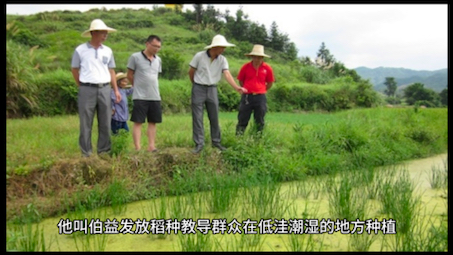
[223,70,247,94]
[71,68,80,87]
[188,66,196,84]
[127,68,135,86]
[266,82,273,90]
[109,68,121,103]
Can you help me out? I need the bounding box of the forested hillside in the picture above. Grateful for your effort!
[354,67,448,93]
[5,5,390,118]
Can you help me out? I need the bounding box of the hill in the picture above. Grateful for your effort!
[354,66,448,93]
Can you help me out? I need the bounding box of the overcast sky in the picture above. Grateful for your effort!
[6,4,448,71]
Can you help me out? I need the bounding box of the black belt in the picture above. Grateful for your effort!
[245,93,264,96]
[194,82,217,87]
[80,82,109,88]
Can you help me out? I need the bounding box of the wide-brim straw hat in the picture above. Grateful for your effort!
[81,19,117,37]
[204,34,235,49]
[115,72,132,88]
[245,44,271,58]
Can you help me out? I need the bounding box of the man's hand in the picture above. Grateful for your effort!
[236,86,248,94]
[114,90,121,103]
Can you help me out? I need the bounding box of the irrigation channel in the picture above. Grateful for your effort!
[8,153,448,251]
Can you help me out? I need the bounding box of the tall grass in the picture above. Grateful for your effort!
[6,223,50,251]
[428,159,448,189]
[325,171,368,221]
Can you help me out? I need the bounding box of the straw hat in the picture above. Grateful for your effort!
[204,34,235,49]
[115,72,132,88]
[81,19,117,37]
[245,44,271,58]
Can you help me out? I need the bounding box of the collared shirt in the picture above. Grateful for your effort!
[189,50,229,85]
[237,61,275,94]
[111,87,134,122]
[127,50,162,101]
[71,42,115,83]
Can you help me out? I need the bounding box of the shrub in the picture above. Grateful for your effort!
[33,69,78,116]
[160,49,185,80]
[159,79,191,114]
[217,82,241,112]
[6,21,46,48]
[354,81,381,107]
[6,40,39,118]
[385,96,401,105]
[299,65,330,84]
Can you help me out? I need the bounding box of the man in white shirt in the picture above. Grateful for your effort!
[71,19,121,157]
[188,34,247,154]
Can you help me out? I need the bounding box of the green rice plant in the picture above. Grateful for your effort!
[150,197,169,239]
[72,208,109,251]
[106,177,129,215]
[177,232,213,252]
[420,219,448,251]
[232,232,266,252]
[206,173,241,214]
[373,165,398,213]
[291,174,325,200]
[428,160,448,189]
[382,207,447,251]
[326,171,367,221]
[285,233,316,252]
[310,175,326,200]
[242,176,290,220]
[348,232,378,251]
[378,167,420,235]
[15,202,43,224]
[292,178,313,199]
[365,166,387,200]
[6,223,49,251]
[168,195,191,222]
[283,203,318,251]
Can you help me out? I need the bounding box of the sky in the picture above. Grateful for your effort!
[6,4,448,71]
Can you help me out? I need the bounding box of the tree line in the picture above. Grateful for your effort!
[187,4,298,61]
[383,77,448,107]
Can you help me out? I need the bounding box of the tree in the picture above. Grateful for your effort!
[384,77,397,97]
[283,41,298,61]
[403,82,440,106]
[299,56,313,66]
[246,22,269,46]
[316,42,335,69]
[226,7,250,41]
[201,4,224,32]
[439,88,448,106]
[193,4,203,24]
[268,21,287,51]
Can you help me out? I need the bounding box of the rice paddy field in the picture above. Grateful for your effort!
[6,107,448,251]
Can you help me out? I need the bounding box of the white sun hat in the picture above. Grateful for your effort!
[204,34,236,49]
[81,19,117,37]
[245,44,271,58]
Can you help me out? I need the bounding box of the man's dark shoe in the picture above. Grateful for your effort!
[192,145,204,154]
[212,143,227,151]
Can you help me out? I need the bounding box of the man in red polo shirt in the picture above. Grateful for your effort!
[236,45,275,135]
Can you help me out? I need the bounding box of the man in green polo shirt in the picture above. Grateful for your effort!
[188,35,247,154]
